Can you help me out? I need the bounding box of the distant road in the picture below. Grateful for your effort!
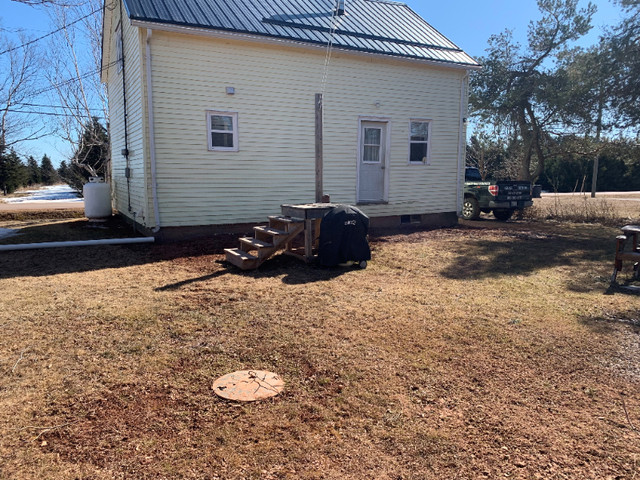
[0,185,84,212]
[540,192,640,201]
[0,201,84,212]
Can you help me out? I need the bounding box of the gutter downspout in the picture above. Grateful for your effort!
[456,72,469,218]
[146,28,161,233]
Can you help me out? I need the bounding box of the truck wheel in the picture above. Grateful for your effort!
[461,197,480,220]
[493,209,514,221]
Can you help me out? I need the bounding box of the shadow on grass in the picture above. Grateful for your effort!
[231,254,353,284]
[155,255,352,290]
[0,217,135,245]
[0,221,239,279]
[439,225,615,280]
[578,307,640,335]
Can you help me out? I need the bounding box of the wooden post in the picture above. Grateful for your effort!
[590,157,599,198]
[315,93,323,203]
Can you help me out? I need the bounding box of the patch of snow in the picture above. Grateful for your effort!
[0,228,19,239]
[5,185,82,203]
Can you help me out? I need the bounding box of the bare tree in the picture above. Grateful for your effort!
[45,0,109,179]
[0,32,46,153]
[11,1,82,6]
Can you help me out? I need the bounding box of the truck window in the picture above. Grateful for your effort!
[465,167,483,181]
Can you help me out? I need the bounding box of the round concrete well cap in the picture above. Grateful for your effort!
[212,370,284,402]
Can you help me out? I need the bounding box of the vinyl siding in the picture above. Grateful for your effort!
[105,0,149,226]
[144,30,467,227]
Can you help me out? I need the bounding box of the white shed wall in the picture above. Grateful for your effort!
[105,0,149,226]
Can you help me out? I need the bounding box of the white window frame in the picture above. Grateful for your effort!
[408,119,432,165]
[361,126,384,164]
[206,111,239,152]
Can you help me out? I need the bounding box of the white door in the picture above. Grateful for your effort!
[358,121,387,203]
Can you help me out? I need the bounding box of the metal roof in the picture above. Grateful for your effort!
[123,0,480,68]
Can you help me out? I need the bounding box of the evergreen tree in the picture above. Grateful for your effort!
[57,160,70,179]
[606,0,640,129]
[470,0,596,181]
[0,149,28,195]
[40,154,59,185]
[26,155,41,185]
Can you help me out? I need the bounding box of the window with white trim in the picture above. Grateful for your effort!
[207,111,238,151]
[409,120,431,164]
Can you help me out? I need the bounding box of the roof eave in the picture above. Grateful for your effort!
[130,19,482,71]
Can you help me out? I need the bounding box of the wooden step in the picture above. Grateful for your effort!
[239,237,275,259]
[268,215,303,224]
[254,226,287,236]
[239,237,273,249]
[224,248,259,270]
[226,213,309,270]
[268,216,303,233]
[254,226,288,246]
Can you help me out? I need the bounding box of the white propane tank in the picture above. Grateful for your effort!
[83,177,112,220]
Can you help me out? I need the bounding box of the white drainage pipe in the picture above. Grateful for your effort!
[0,237,155,252]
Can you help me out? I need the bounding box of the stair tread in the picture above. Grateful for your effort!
[254,226,287,235]
[239,237,273,248]
[268,215,303,223]
[224,248,258,260]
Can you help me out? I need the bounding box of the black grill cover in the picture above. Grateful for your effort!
[318,205,371,266]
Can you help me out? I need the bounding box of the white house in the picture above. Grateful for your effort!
[101,0,480,238]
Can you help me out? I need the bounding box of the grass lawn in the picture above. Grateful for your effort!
[0,214,639,479]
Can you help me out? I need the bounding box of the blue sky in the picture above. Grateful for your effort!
[411,0,624,58]
[0,0,626,166]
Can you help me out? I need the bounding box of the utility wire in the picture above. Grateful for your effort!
[29,59,119,98]
[0,7,101,56]
[320,5,340,95]
[6,108,105,119]
[17,102,104,112]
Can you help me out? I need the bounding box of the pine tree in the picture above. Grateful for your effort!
[0,149,28,195]
[26,156,41,185]
[57,160,70,179]
[40,154,59,185]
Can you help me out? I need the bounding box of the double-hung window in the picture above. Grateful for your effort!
[207,111,238,151]
[409,120,431,164]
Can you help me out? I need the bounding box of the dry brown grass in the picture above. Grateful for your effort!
[1,214,639,479]
[526,194,640,226]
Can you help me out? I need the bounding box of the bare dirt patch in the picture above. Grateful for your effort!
[1,219,639,479]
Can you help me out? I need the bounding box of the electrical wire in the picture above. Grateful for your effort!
[5,108,105,118]
[16,102,104,112]
[27,59,120,98]
[320,3,340,95]
[0,7,101,56]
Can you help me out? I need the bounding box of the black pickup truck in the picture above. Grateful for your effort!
[462,167,533,221]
